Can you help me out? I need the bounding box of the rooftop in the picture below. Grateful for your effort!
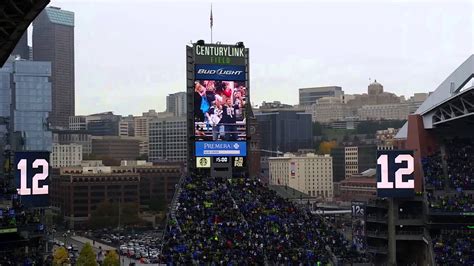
[45,6,74,27]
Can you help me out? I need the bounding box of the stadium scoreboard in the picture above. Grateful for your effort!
[188,41,249,176]
[14,151,50,207]
[376,150,415,198]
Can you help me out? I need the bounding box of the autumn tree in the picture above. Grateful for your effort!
[102,250,120,266]
[53,247,69,266]
[318,140,337,154]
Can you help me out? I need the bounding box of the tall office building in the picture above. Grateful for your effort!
[166,92,186,117]
[119,120,130,137]
[86,112,121,136]
[133,110,164,156]
[69,115,87,130]
[120,115,135,137]
[51,143,82,167]
[255,110,313,153]
[149,116,187,162]
[299,86,343,106]
[33,6,75,128]
[69,112,123,136]
[344,145,377,178]
[330,146,346,183]
[11,32,29,60]
[52,129,92,156]
[345,146,359,178]
[0,58,52,151]
[91,136,140,161]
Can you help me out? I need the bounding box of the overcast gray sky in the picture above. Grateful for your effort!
[51,0,473,116]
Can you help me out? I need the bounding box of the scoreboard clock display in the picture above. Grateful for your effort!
[213,157,229,163]
[14,151,50,207]
[376,150,415,198]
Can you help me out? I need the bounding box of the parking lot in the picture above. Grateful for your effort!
[88,229,163,264]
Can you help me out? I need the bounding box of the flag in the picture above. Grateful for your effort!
[210,4,213,29]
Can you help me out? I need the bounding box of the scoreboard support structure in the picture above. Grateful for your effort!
[211,158,232,179]
[388,198,396,266]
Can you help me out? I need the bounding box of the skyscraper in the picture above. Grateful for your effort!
[0,57,52,151]
[33,6,75,128]
[11,32,29,60]
[149,116,187,162]
[255,110,313,153]
[166,92,186,117]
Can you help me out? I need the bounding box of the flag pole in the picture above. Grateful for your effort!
[210,3,213,43]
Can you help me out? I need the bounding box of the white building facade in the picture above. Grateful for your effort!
[345,146,359,178]
[358,103,410,120]
[51,143,83,168]
[269,153,333,200]
[148,116,187,162]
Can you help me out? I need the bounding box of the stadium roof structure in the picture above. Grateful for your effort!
[396,54,474,138]
[0,0,50,67]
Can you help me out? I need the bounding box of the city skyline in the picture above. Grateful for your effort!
[49,0,472,116]
[0,2,473,264]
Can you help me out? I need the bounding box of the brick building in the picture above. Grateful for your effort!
[50,163,183,227]
[339,169,377,202]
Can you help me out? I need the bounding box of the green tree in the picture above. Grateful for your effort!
[343,134,350,142]
[77,242,97,266]
[89,201,119,228]
[53,247,69,266]
[312,122,323,136]
[121,203,141,225]
[355,120,406,134]
[353,135,360,144]
[102,250,120,266]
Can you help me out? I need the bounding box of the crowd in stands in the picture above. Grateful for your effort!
[445,139,474,190]
[422,138,474,213]
[352,219,366,251]
[423,138,474,191]
[432,231,474,265]
[422,152,445,190]
[0,253,46,266]
[0,204,43,229]
[423,139,474,265]
[427,192,474,213]
[162,176,367,264]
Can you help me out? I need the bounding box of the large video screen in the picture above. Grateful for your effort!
[194,79,247,141]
